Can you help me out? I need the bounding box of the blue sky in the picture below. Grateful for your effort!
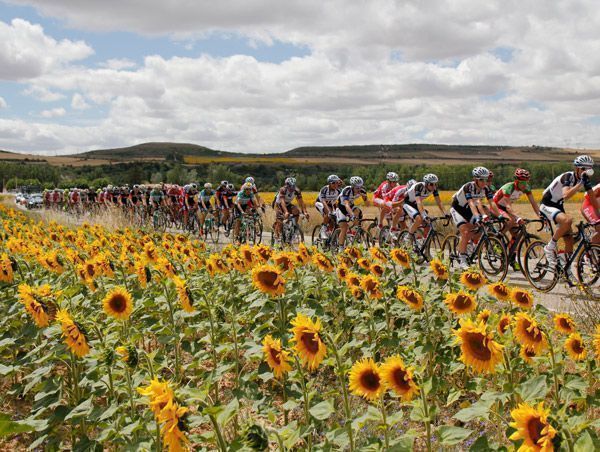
[1,0,599,154]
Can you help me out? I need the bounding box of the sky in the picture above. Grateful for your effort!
[1,0,600,155]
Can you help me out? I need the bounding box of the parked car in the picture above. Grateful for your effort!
[27,194,43,209]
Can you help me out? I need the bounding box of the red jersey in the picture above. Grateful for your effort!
[373,181,396,199]
[385,185,407,203]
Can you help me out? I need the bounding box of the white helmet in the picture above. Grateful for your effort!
[472,167,490,179]
[204,182,212,189]
[574,155,594,168]
[386,172,399,182]
[285,177,296,187]
[406,179,417,188]
[423,173,439,184]
[190,183,198,190]
[350,176,364,187]
[227,183,234,190]
[327,174,341,184]
[245,177,255,184]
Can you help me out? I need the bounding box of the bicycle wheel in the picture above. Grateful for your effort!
[425,232,445,262]
[378,226,393,248]
[254,218,263,244]
[290,225,304,249]
[515,233,540,275]
[478,236,508,281]
[523,240,558,292]
[576,244,600,299]
[329,228,342,254]
[311,224,323,248]
[440,234,459,269]
[350,228,370,249]
[397,230,422,261]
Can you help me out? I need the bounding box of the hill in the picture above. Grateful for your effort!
[80,142,243,160]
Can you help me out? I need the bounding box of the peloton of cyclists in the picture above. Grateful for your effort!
[273,177,309,241]
[335,176,369,250]
[315,175,343,239]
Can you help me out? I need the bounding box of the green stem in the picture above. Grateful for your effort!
[326,333,354,451]
[294,356,312,452]
[202,292,220,403]
[380,397,390,450]
[547,335,561,406]
[209,414,228,452]
[420,386,432,452]
[502,349,515,408]
[125,367,136,420]
[281,374,289,424]
[163,282,180,382]
[278,296,287,345]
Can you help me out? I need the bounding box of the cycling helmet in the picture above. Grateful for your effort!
[191,183,198,190]
[423,173,439,184]
[242,182,253,190]
[227,183,234,190]
[204,182,212,189]
[327,174,341,184]
[574,155,594,168]
[349,176,364,187]
[406,179,417,188]
[133,184,140,190]
[514,168,530,181]
[386,172,399,182]
[285,177,297,187]
[220,180,229,186]
[472,167,490,179]
[245,177,255,184]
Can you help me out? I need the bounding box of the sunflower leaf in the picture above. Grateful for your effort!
[309,399,335,421]
[437,425,473,445]
[0,414,37,438]
[517,375,548,402]
[574,430,594,452]
[453,398,494,423]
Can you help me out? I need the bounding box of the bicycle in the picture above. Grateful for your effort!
[271,215,305,248]
[441,218,509,281]
[311,213,337,251]
[235,210,263,245]
[201,210,220,245]
[329,218,376,253]
[499,218,548,274]
[523,221,599,298]
[396,215,451,264]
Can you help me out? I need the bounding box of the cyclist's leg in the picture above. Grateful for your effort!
[335,207,350,247]
[582,202,600,244]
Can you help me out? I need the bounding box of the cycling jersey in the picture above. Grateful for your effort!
[199,189,214,204]
[150,189,163,203]
[70,192,80,203]
[275,186,302,205]
[493,181,531,207]
[452,182,493,208]
[338,186,367,207]
[385,185,408,203]
[582,183,600,224]
[316,185,340,206]
[542,171,593,206]
[373,181,396,199]
[87,191,97,203]
[405,182,439,206]
[236,190,256,207]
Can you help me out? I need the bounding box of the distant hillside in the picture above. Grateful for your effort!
[79,142,244,160]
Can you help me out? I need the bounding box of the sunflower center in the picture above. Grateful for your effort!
[570,340,584,354]
[406,291,419,305]
[364,280,377,291]
[464,332,492,361]
[499,319,509,333]
[494,285,509,296]
[258,271,280,287]
[391,368,410,391]
[466,274,482,285]
[526,417,545,445]
[109,294,127,313]
[455,294,472,309]
[269,347,281,365]
[86,264,95,277]
[524,347,536,358]
[300,331,320,354]
[524,321,542,343]
[514,292,529,304]
[559,319,571,330]
[360,370,381,391]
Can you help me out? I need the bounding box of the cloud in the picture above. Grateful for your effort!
[23,85,65,102]
[99,58,137,70]
[71,93,90,110]
[40,107,66,118]
[0,97,7,108]
[0,18,93,81]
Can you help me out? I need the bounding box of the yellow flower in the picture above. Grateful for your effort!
[239,244,255,267]
[369,247,387,262]
[290,314,327,371]
[252,265,285,297]
[350,286,365,300]
[345,272,361,288]
[594,325,600,360]
[262,335,292,379]
[429,258,448,280]
[514,312,547,354]
[336,265,350,280]
[520,345,538,364]
[511,288,534,309]
[137,378,174,418]
[564,333,586,361]
[454,318,504,374]
[253,244,272,263]
[345,246,362,260]
[273,251,295,273]
[509,402,557,452]
[337,254,354,268]
[312,253,334,272]
[134,256,151,288]
[102,286,134,320]
[357,258,371,271]
[56,310,90,358]
[143,242,159,263]
[173,276,194,313]
[158,398,190,452]
[380,355,419,402]
[370,262,385,277]
[497,313,512,335]
[0,253,14,283]
[459,270,487,291]
[360,275,383,299]
[553,313,576,335]
[444,291,477,315]
[477,309,491,324]
[488,282,511,301]
[348,358,385,402]
[390,248,410,268]
[396,285,424,311]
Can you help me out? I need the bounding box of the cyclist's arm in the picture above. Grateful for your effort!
[526,192,541,216]
[487,198,502,217]
[563,180,584,200]
[297,197,308,215]
[468,198,481,218]
[434,195,446,215]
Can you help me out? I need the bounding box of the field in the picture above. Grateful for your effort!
[1,200,599,451]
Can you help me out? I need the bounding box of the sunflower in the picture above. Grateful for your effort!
[488,282,511,301]
[477,309,491,324]
[390,248,410,268]
[156,257,176,278]
[337,254,354,268]
[312,253,334,272]
[273,251,295,273]
[336,265,350,280]
[360,275,383,299]
[290,313,327,371]
[346,246,362,260]
[143,242,159,263]
[511,288,534,309]
[370,262,385,277]
[396,285,424,311]
[357,258,371,271]
[158,398,190,452]
[454,318,504,374]
[56,310,90,358]
[553,313,576,335]
[594,325,600,360]
[230,254,248,273]
[497,313,512,335]
[253,244,273,263]
[444,291,477,315]
[252,265,285,297]
[137,378,174,418]
[239,244,255,267]
[380,355,419,401]
[345,272,361,288]
[520,345,538,364]
[564,333,586,361]
[514,312,547,354]
[369,247,387,262]
[429,258,449,280]
[348,358,385,401]
[509,402,557,452]
[0,253,14,283]
[102,286,134,320]
[134,256,151,288]
[209,254,229,274]
[116,344,139,368]
[459,270,487,291]
[262,335,292,379]
[173,276,194,313]
[350,286,365,300]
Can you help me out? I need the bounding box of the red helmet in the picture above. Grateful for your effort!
[514,168,530,181]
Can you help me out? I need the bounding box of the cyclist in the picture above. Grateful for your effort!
[149,184,165,212]
[182,183,199,228]
[273,177,308,240]
[403,173,447,240]
[541,155,597,268]
[315,175,343,239]
[335,176,369,249]
[244,176,265,210]
[233,182,258,240]
[129,184,143,207]
[581,179,600,244]
[198,182,215,233]
[373,172,400,227]
[450,167,501,269]
[215,180,233,232]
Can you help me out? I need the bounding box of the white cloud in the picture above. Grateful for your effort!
[0,18,93,81]
[71,93,90,110]
[22,85,65,102]
[99,58,137,70]
[40,107,66,118]
[0,97,7,108]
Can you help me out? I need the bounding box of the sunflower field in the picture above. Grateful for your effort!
[0,202,599,451]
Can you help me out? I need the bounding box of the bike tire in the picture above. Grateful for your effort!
[378,226,392,249]
[523,240,558,292]
[515,233,541,275]
[425,232,445,262]
[440,234,459,269]
[576,243,600,300]
[311,224,323,249]
[478,235,508,282]
[329,228,342,254]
